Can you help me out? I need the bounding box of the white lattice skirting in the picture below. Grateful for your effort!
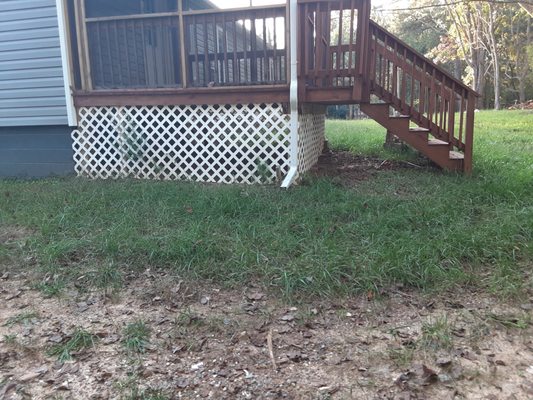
[72,104,325,185]
[298,113,325,175]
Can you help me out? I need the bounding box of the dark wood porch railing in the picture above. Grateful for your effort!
[77,1,288,90]
[368,21,477,172]
[184,6,287,87]
[298,0,369,90]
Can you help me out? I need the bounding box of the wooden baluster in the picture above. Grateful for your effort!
[119,21,132,87]
[458,88,465,145]
[368,27,376,94]
[448,82,456,147]
[94,22,105,87]
[111,21,122,86]
[337,0,343,81]
[202,17,209,85]
[409,52,415,112]
[262,11,268,83]
[400,47,407,110]
[324,1,332,86]
[250,15,257,83]
[348,0,355,76]
[419,61,426,120]
[273,13,278,82]
[212,14,220,84]
[232,17,239,84]
[391,42,398,102]
[222,12,229,85]
[438,74,445,138]
[314,4,323,85]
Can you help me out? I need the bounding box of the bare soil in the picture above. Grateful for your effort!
[1,268,533,400]
[307,150,434,186]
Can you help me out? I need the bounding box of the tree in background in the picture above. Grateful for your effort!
[380,0,533,109]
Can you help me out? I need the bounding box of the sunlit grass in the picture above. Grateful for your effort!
[0,110,531,299]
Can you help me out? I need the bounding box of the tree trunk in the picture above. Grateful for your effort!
[487,6,500,110]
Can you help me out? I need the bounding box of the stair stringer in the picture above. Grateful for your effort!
[360,103,464,171]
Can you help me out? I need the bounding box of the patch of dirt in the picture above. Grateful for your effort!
[308,150,433,186]
[0,226,33,246]
[1,273,533,399]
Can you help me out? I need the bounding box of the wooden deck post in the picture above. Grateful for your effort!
[178,0,188,88]
[464,91,475,174]
[74,0,92,90]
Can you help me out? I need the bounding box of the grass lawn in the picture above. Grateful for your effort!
[1,110,532,299]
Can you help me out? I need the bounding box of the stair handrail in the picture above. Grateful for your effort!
[368,20,478,173]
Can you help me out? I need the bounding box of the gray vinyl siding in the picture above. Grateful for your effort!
[0,125,74,177]
[0,0,69,127]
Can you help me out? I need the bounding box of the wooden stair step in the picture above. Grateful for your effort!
[409,127,430,133]
[428,139,449,146]
[449,151,465,160]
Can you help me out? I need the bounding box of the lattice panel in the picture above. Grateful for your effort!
[297,113,325,175]
[72,104,291,184]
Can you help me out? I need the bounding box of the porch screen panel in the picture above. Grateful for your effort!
[87,17,181,89]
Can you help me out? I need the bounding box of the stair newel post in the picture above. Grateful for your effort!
[360,0,372,102]
[464,91,475,174]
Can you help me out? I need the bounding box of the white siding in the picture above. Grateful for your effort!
[0,0,68,126]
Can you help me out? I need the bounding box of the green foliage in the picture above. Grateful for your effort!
[122,321,151,354]
[48,328,97,362]
[90,262,123,294]
[421,316,453,350]
[3,334,17,345]
[4,311,39,327]
[35,280,65,298]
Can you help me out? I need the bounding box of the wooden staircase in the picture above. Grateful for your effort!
[360,103,465,171]
[359,21,478,173]
[297,1,478,173]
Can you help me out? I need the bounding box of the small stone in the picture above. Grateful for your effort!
[6,290,21,301]
[438,373,452,383]
[176,378,189,389]
[48,335,63,344]
[246,292,265,301]
[280,314,295,322]
[19,372,41,382]
[56,382,70,391]
[277,325,292,334]
[35,366,48,375]
[102,334,120,345]
[191,362,204,371]
[200,296,210,305]
[495,360,506,366]
[520,303,533,311]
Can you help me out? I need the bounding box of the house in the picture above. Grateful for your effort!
[0,0,476,184]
